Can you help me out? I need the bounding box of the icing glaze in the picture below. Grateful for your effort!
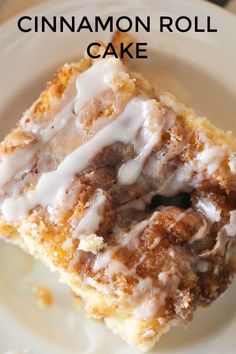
[73,192,106,237]
[2,97,156,221]
[197,145,226,176]
[196,197,221,223]
[225,210,236,237]
[74,58,125,114]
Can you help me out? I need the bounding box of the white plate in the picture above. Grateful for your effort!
[0,0,235,353]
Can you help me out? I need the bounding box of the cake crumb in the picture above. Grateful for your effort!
[31,285,53,309]
[78,234,105,254]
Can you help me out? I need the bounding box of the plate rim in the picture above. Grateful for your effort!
[0,0,235,353]
[0,0,236,34]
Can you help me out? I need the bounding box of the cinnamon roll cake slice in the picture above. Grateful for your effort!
[0,52,235,351]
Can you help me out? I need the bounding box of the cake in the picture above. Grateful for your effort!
[0,40,235,351]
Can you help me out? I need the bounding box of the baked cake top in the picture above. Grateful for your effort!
[0,53,235,349]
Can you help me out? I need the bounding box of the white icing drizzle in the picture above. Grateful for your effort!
[48,182,80,224]
[0,147,37,190]
[93,211,188,319]
[150,236,160,249]
[197,145,226,176]
[93,220,149,272]
[155,136,228,198]
[118,198,146,211]
[175,210,188,224]
[196,197,221,223]
[118,132,159,185]
[158,272,169,285]
[93,209,186,316]
[229,155,236,174]
[158,270,179,288]
[189,217,208,244]
[74,58,124,114]
[23,98,77,143]
[73,192,106,237]
[118,105,176,186]
[2,97,156,221]
[158,317,166,326]
[93,245,119,272]
[106,260,129,276]
[116,220,149,251]
[130,277,153,301]
[62,237,73,250]
[224,210,236,237]
[133,292,166,320]
[196,260,211,273]
[142,329,156,339]
[0,86,76,191]
[118,191,157,212]
[157,163,193,197]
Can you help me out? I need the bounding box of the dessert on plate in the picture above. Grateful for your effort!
[0,36,235,352]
